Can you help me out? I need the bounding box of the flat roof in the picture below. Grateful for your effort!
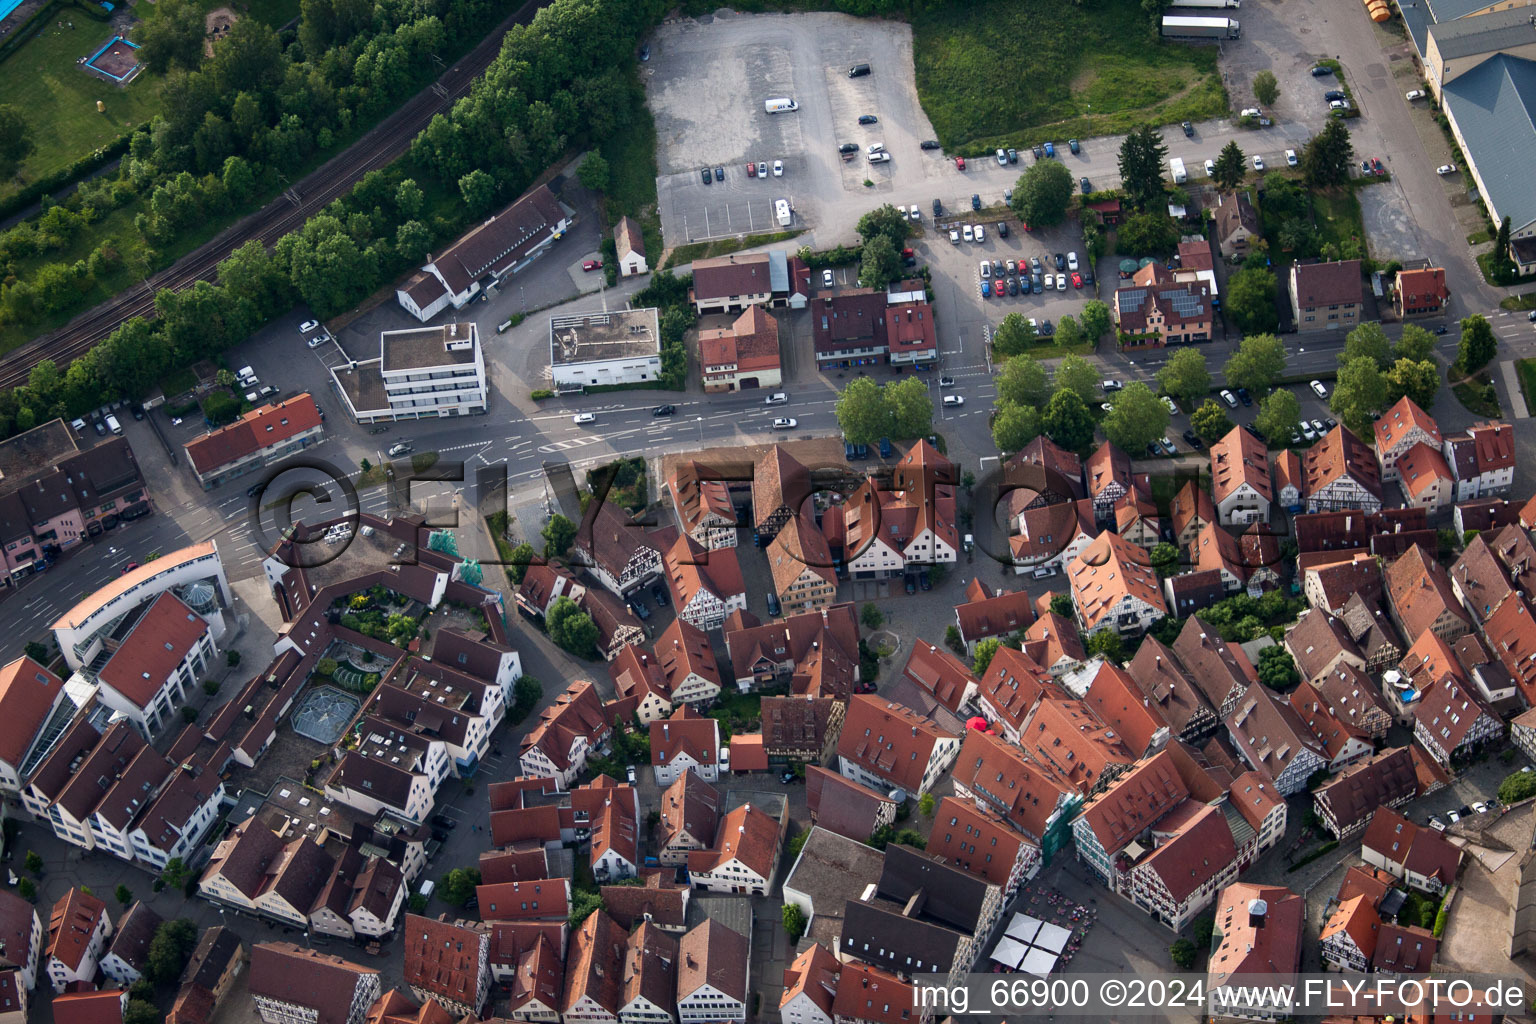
[331,362,392,417]
[0,419,79,497]
[784,826,886,918]
[380,323,480,372]
[549,308,661,367]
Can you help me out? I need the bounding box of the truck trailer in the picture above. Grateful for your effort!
[1169,0,1239,8]
[1161,15,1240,38]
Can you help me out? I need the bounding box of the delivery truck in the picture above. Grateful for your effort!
[1169,157,1187,184]
[1161,15,1241,38]
[764,97,799,113]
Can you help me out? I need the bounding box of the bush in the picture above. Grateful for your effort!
[861,603,885,630]
[782,903,807,944]
[1499,769,1536,804]
[1169,939,1197,969]
[202,679,221,695]
[226,650,241,667]
[531,389,554,399]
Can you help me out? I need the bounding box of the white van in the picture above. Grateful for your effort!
[764,98,798,113]
[105,415,122,435]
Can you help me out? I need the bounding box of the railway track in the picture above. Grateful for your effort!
[0,0,543,391]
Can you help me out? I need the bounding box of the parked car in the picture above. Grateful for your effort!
[388,442,413,456]
[975,224,984,242]
[1324,90,1345,102]
[299,319,320,333]
[431,814,457,830]
[1473,800,1490,814]
[995,148,1008,166]
[933,198,942,216]
[980,280,992,298]
[1054,273,1066,291]
[1437,163,1457,175]
[1236,388,1251,406]
[1220,389,1237,407]
[1070,272,1082,289]
[955,156,966,170]
[1204,158,1216,177]
[1182,430,1204,450]
[949,227,960,244]
[920,140,941,150]
[1161,396,1178,415]
[1427,815,1447,831]
[997,221,1008,238]
[962,224,974,242]
[919,572,932,591]
[1253,155,1265,171]
[1007,148,1018,163]
[859,115,878,125]
[746,162,756,177]
[307,333,330,348]
[904,575,917,594]
[971,193,981,211]
[1081,177,1092,194]
[582,259,603,271]
[1182,121,1194,136]
[868,152,890,164]
[1406,89,1424,101]
[942,395,964,407]
[1310,379,1329,398]
[766,592,781,616]
[939,376,956,388]
[626,765,638,785]
[629,599,650,620]
[823,269,834,288]
[1311,64,1332,76]
[652,583,669,606]
[1043,142,1055,158]
[1159,438,1177,456]
[1068,138,1080,154]
[765,393,788,405]
[1054,252,1066,270]
[839,143,859,154]
[1102,379,1123,391]
[701,167,712,183]
[1285,149,1298,167]
[714,166,724,181]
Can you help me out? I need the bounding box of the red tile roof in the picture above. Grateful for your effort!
[1211,427,1272,506]
[1083,662,1168,756]
[1208,883,1304,982]
[184,395,322,475]
[1021,611,1086,671]
[1077,750,1190,855]
[0,655,62,768]
[954,586,1037,646]
[1069,531,1167,631]
[1138,801,1238,903]
[927,796,1034,888]
[52,989,125,1024]
[677,919,748,1003]
[1018,697,1134,793]
[1374,396,1442,456]
[899,643,979,714]
[1292,260,1363,308]
[952,728,1072,844]
[780,944,840,1020]
[97,591,209,708]
[47,888,106,972]
[650,705,720,771]
[805,765,896,841]
[1385,544,1469,641]
[836,696,956,794]
[975,646,1067,735]
[1397,443,1452,499]
[1303,426,1382,503]
[401,915,485,1011]
[829,962,915,1024]
[686,802,780,879]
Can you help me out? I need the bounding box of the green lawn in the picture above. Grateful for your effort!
[1311,190,1365,256]
[1515,359,1536,414]
[911,0,1227,152]
[0,18,165,202]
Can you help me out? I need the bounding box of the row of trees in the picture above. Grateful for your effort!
[1330,320,1443,432]
[835,376,933,446]
[0,0,674,440]
[988,341,1172,456]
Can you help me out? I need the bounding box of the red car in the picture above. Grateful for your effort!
[582,260,603,271]
[1372,158,1384,175]
[955,156,966,170]
[1071,272,1083,288]
[746,162,756,177]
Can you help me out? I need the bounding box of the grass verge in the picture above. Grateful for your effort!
[1516,359,1536,414]
[1478,251,1536,288]
[663,230,804,270]
[599,84,664,265]
[1501,293,1536,312]
[1452,371,1502,418]
[911,0,1227,152]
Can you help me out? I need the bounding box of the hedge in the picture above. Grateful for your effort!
[0,128,142,223]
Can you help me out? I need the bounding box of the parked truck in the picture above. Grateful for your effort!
[1170,0,1239,7]
[1161,15,1241,38]
[1169,157,1187,184]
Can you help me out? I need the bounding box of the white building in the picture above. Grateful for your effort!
[677,921,748,1024]
[45,889,111,993]
[550,308,663,391]
[87,590,214,737]
[396,184,569,322]
[324,721,449,825]
[615,216,649,278]
[331,322,487,423]
[0,656,71,796]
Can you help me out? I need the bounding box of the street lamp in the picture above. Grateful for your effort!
[696,416,703,443]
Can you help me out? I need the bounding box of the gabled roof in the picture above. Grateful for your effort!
[658,772,721,853]
[561,911,625,1015]
[1076,749,1189,855]
[1173,616,1258,710]
[1169,480,1216,541]
[52,990,125,1024]
[105,901,161,975]
[668,461,737,537]
[1314,746,1419,831]
[828,962,914,1024]
[1398,442,1452,498]
[184,395,322,475]
[1208,884,1304,983]
[1374,396,1442,454]
[1468,420,1516,473]
[520,681,611,771]
[769,514,836,595]
[1084,442,1133,501]
[1286,610,1364,682]
[620,923,677,1014]
[1210,426,1272,505]
[1082,661,1168,756]
[1124,636,1216,737]
[1018,697,1134,794]
[1413,675,1496,757]
[249,943,379,1024]
[1069,531,1167,631]
[836,696,956,794]
[806,765,897,841]
[655,617,723,694]
[1450,532,1514,622]
[1481,593,1536,700]
[664,534,745,612]
[1291,259,1363,307]
[752,446,810,529]
[687,801,779,879]
[1273,449,1304,500]
[600,871,688,931]
[1302,425,1382,501]
[974,646,1066,736]
[576,500,660,582]
[954,586,1037,645]
[1214,191,1261,242]
[426,185,564,294]
[780,944,840,1020]
[1385,544,1470,640]
[927,796,1037,889]
[97,591,209,709]
[1227,771,1283,833]
[1361,807,1461,888]
[951,728,1073,844]
[1021,610,1086,670]
[1304,553,1382,613]
[401,915,486,1010]
[0,655,63,768]
[677,919,748,1003]
[1225,683,1327,782]
[1321,893,1381,961]
[899,643,979,714]
[1006,435,1083,498]
[650,704,720,770]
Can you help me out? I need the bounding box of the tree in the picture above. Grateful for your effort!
[1053,315,1086,350]
[577,153,610,193]
[1050,594,1074,618]
[1043,389,1095,453]
[160,858,189,890]
[1332,356,1387,433]
[23,641,47,663]
[991,402,1041,453]
[1395,323,1437,363]
[395,179,425,219]
[16,879,34,902]
[1118,124,1169,211]
[1149,542,1180,577]
[1102,382,1169,452]
[1253,388,1301,445]
[1384,358,1440,410]
[972,638,1001,676]
[918,792,935,816]
[1189,399,1234,445]
[1223,333,1287,394]
[1054,354,1099,406]
[861,603,885,630]
[1211,140,1246,191]
[1084,629,1125,663]
[547,597,598,658]
[996,353,1049,408]
[1170,939,1198,969]
[1225,267,1279,334]
[146,919,199,984]
[181,706,198,723]
[1302,118,1354,187]
[1499,769,1536,804]
[395,220,432,264]
[0,106,35,179]
[1011,159,1074,227]
[857,205,911,249]
[24,851,42,876]
[1157,348,1211,406]
[1253,70,1280,107]
[507,542,536,584]
[438,867,481,908]
[125,1001,158,1024]
[1257,646,1299,691]
[541,514,577,559]
[1341,321,1392,370]
[891,377,934,439]
[782,903,807,943]
[568,889,602,927]
[138,0,206,74]
[115,884,133,907]
[1079,300,1112,344]
[836,376,890,445]
[1117,212,1180,256]
[991,312,1038,357]
[458,169,498,217]
[1456,315,1497,373]
[1496,216,1513,267]
[860,236,903,291]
